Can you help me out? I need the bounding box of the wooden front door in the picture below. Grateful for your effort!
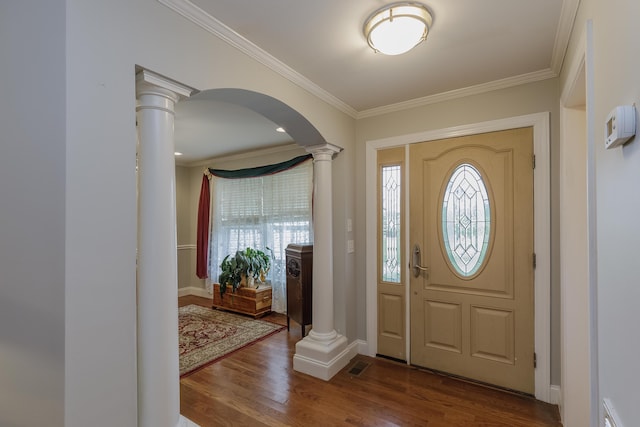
[409,127,535,394]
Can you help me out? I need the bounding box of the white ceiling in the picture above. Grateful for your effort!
[174,98,295,164]
[170,0,579,164]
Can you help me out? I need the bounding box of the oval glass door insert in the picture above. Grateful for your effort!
[442,163,491,277]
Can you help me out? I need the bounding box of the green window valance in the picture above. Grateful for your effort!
[207,154,312,179]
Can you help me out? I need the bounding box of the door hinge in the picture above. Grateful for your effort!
[532,154,536,169]
[534,352,537,368]
[533,253,537,269]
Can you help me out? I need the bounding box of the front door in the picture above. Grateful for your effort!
[409,127,535,394]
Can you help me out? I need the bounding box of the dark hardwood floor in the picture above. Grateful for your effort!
[179,295,562,426]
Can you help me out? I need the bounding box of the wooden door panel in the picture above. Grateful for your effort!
[422,147,514,298]
[410,127,534,394]
[424,300,462,353]
[379,293,404,338]
[378,286,405,360]
[470,305,515,364]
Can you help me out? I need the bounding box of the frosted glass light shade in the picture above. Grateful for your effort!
[364,2,432,55]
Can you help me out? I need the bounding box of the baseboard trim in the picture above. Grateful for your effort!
[178,286,211,299]
[355,339,369,356]
[178,414,199,427]
[549,385,561,405]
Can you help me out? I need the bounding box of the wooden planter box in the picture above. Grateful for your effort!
[212,283,272,318]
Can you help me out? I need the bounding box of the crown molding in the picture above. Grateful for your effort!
[357,68,557,119]
[181,142,303,168]
[158,0,575,121]
[550,0,580,75]
[157,0,358,118]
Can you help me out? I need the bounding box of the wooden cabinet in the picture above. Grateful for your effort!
[285,244,313,336]
[212,283,272,318]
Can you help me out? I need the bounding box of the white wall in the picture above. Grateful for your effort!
[0,2,66,426]
[62,1,356,425]
[176,165,197,290]
[591,0,640,424]
[176,166,191,248]
[561,0,640,425]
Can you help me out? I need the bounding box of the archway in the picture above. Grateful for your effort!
[136,73,352,426]
[188,88,326,149]
[182,88,352,380]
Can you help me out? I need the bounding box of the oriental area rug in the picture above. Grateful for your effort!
[179,304,285,377]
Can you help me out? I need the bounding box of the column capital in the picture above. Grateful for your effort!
[136,69,196,106]
[305,143,343,161]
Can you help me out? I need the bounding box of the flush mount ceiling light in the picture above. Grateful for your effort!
[363,2,433,56]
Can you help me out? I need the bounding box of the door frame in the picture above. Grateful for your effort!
[365,112,551,402]
[559,20,597,425]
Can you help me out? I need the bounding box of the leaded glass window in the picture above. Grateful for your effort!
[442,163,491,277]
[381,165,401,282]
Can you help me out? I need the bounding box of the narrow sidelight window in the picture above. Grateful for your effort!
[381,165,401,283]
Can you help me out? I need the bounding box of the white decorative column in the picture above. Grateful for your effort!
[136,70,195,427]
[293,143,351,380]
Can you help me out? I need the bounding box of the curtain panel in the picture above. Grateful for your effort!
[195,175,210,279]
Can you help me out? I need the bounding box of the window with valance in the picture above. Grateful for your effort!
[196,154,313,313]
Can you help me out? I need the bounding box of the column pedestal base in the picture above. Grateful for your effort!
[293,331,351,380]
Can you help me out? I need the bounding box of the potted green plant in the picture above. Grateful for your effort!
[218,247,271,296]
[218,253,242,297]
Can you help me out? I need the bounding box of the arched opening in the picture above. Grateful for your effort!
[175,88,327,162]
[171,86,352,382]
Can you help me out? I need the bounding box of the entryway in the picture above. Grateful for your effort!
[365,113,551,401]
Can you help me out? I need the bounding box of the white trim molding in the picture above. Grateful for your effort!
[549,385,562,406]
[550,0,581,74]
[355,339,369,356]
[358,69,556,118]
[184,143,303,168]
[178,415,200,427]
[293,340,359,381]
[156,0,356,118]
[365,112,552,402]
[178,286,210,298]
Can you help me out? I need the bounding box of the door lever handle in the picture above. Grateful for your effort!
[412,244,429,277]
